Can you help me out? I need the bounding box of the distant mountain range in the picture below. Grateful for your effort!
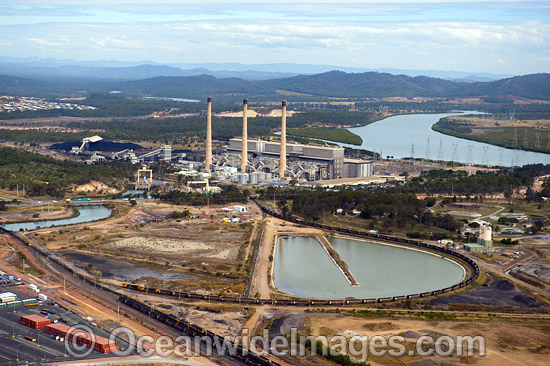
[0,56,513,82]
[0,61,548,102]
[100,71,550,101]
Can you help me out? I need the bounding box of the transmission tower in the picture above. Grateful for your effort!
[514,149,521,167]
[547,133,550,150]
[512,127,518,148]
[452,143,459,166]
[498,148,504,167]
[466,144,474,165]
[410,143,415,164]
[425,137,431,160]
[523,129,528,148]
[437,139,444,161]
[535,133,541,149]
[482,146,489,166]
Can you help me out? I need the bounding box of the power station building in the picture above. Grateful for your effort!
[227,138,372,180]
[204,97,373,182]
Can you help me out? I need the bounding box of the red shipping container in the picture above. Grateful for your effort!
[19,314,51,329]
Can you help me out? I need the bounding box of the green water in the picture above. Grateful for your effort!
[273,236,464,299]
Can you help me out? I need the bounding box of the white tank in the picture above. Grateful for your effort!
[238,173,248,185]
[248,173,258,185]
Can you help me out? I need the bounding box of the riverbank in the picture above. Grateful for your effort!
[432,117,550,155]
[288,127,363,145]
[285,114,391,146]
[0,205,79,225]
[347,111,550,166]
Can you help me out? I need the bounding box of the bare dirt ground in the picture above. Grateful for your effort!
[74,180,119,194]
[448,116,550,129]
[250,215,326,299]
[303,313,550,366]
[0,232,216,366]
[29,201,261,295]
[434,273,543,308]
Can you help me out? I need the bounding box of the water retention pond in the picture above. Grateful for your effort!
[273,236,465,299]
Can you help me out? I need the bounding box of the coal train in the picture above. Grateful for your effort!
[119,294,279,366]
[0,199,479,307]
[0,227,278,365]
[119,198,479,306]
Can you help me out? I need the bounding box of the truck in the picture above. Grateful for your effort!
[38,294,48,301]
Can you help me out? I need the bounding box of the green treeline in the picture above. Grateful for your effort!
[259,187,461,233]
[287,128,363,145]
[0,93,238,120]
[433,118,550,154]
[401,164,550,197]
[256,164,550,234]
[0,110,377,144]
[0,146,136,197]
[157,185,250,206]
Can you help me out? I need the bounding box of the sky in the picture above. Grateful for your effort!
[0,1,549,75]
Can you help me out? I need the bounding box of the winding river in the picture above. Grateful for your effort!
[346,112,549,167]
[1,206,112,231]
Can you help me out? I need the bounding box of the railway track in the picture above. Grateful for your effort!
[0,227,278,366]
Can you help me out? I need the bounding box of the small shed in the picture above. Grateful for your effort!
[233,205,246,213]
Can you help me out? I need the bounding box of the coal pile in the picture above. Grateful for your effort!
[50,140,143,152]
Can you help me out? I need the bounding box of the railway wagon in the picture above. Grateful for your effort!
[119,295,279,365]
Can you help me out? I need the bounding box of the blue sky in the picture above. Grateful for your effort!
[1,1,549,74]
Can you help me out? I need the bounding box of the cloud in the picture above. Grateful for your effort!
[0,1,548,74]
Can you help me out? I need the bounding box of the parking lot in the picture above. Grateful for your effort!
[0,281,130,365]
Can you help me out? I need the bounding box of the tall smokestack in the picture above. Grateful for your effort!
[280,100,287,179]
[205,96,212,171]
[241,98,248,173]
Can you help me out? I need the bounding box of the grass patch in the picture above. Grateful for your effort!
[287,127,363,145]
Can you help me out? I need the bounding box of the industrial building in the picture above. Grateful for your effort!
[464,224,493,253]
[226,138,372,180]
[198,97,373,182]
[53,96,374,186]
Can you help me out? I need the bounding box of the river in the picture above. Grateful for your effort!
[345,112,549,167]
[273,236,465,299]
[1,206,112,231]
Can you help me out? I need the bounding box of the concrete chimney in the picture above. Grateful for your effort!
[205,96,212,171]
[280,100,287,179]
[241,98,248,173]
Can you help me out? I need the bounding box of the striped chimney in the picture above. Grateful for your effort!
[205,96,212,171]
[241,99,248,173]
[280,100,287,179]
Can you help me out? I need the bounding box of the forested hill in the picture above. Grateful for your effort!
[0,71,549,101]
[105,71,550,100]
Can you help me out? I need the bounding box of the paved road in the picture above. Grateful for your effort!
[10,234,250,366]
